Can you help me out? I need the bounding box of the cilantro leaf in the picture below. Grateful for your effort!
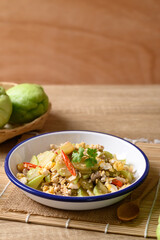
[85,148,98,168]
[85,157,97,168]
[72,147,98,168]
[72,147,84,163]
[87,148,98,158]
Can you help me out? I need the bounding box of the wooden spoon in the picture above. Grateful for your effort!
[117,178,158,221]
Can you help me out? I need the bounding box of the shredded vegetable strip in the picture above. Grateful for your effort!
[61,150,76,176]
[23,162,42,169]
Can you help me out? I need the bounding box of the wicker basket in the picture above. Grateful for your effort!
[0,82,51,144]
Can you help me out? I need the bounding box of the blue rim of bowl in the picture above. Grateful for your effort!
[5,130,149,203]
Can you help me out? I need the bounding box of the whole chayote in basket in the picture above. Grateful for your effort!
[0,86,12,128]
[7,83,49,124]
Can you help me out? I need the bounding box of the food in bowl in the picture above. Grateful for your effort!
[16,141,135,197]
[5,131,149,210]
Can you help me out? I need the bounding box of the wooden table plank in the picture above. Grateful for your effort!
[42,85,160,140]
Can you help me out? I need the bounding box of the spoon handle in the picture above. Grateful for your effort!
[137,177,159,204]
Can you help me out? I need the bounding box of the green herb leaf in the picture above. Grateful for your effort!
[72,147,84,163]
[87,148,98,158]
[85,157,97,168]
[85,148,98,167]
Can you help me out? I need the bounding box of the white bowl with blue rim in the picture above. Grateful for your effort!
[5,131,149,210]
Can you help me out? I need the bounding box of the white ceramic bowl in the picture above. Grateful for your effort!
[5,131,149,210]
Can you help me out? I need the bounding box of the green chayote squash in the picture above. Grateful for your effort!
[7,83,49,124]
[0,87,12,128]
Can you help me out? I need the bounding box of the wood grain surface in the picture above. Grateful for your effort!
[42,85,160,140]
[0,84,160,240]
[0,0,160,84]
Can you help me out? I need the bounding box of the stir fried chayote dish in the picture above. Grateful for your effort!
[16,142,135,197]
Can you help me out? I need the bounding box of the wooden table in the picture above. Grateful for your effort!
[0,85,160,240]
